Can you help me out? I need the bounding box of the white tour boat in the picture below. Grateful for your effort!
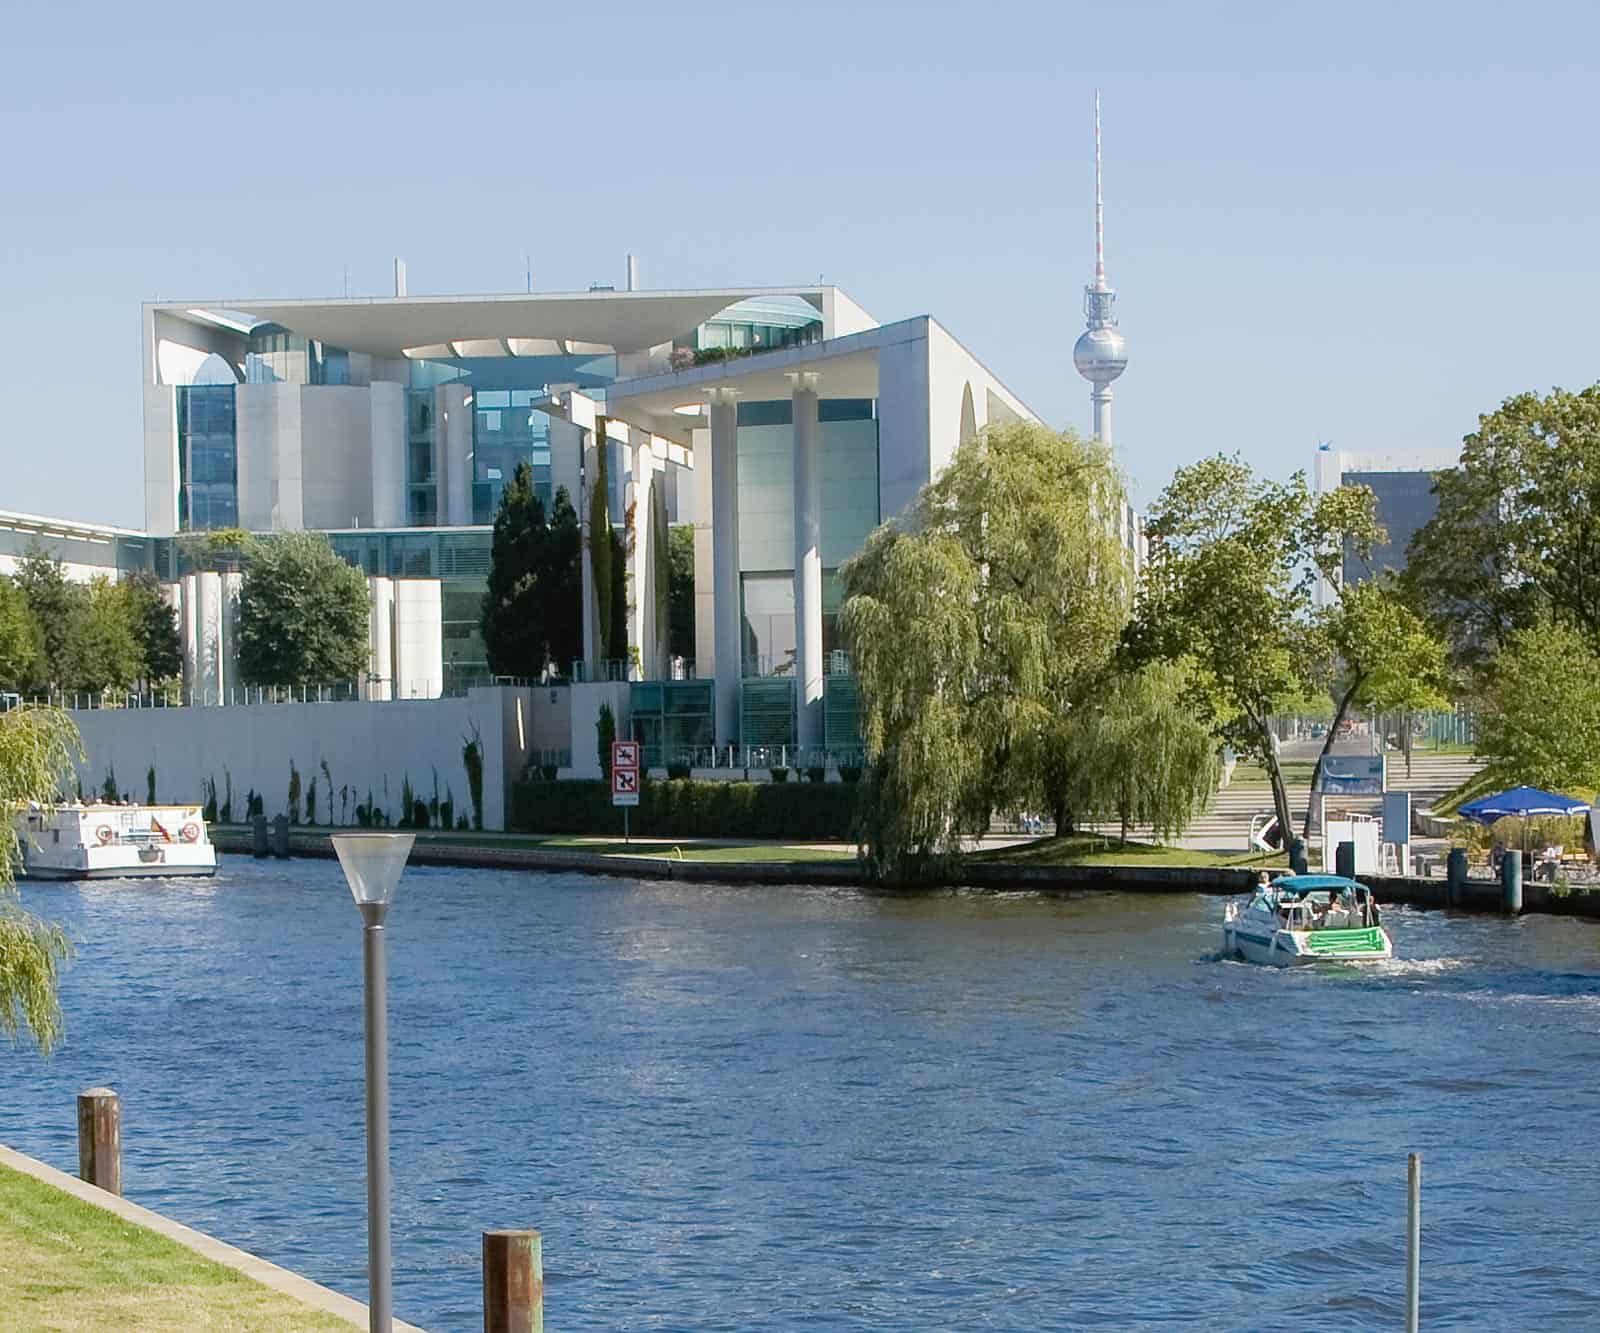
[1222,874,1392,967]
[16,803,217,879]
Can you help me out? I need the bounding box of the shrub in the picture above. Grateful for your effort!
[770,767,790,783]
[412,798,429,829]
[540,764,559,781]
[509,779,856,840]
[839,765,863,784]
[805,766,826,785]
[667,762,691,780]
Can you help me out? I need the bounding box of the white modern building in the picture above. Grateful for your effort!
[138,276,1047,759]
[1311,443,1459,605]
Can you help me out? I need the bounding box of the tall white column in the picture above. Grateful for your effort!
[709,389,741,746]
[369,381,407,529]
[789,373,823,754]
[439,384,472,525]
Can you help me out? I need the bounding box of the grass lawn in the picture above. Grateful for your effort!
[391,831,856,863]
[0,1162,352,1332]
[973,835,1288,869]
[535,836,856,863]
[1226,760,1318,788]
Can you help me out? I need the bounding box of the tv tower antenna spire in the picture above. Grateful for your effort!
[1094,90,1106,291]
[1074,90,1128,443]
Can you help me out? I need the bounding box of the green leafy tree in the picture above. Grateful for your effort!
[0,578,42,691]
[13,549,77,690]
[1475,618,1600,794]
[1128,455,1381,845]
[119,572,182,688]
[236,533,369,685]
[667,524,695,660]
[1300,579,1451,837]
[57,577,142,694]
[0,706,82,1051]
[841,422,1132,879]
[1408,385,1600,665]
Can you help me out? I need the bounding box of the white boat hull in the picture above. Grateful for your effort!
[18,804,217,881]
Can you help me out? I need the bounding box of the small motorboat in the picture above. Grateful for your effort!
[17,803,217,879]
[1222,873,1391,966]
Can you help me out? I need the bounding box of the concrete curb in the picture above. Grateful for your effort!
[0,1144,426,1332]
[208,828,1600,918]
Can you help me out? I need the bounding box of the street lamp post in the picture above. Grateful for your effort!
[332,832,415,1333]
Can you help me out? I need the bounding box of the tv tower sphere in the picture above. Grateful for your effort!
[1073,324,1128,387]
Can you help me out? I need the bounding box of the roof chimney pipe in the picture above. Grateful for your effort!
[394,258,407,298]
[626,254,639,292]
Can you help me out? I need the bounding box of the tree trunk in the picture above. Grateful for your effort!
[1302,676,1366,842]
[1254,712,1294,853]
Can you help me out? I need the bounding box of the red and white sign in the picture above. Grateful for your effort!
[611,740,641,807]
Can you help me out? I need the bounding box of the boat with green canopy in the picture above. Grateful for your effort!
[1222,874,1392,966]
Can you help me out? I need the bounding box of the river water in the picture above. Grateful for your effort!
[5,858,1600,1330]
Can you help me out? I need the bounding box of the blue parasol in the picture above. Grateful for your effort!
[1457,786,1590,822]
[1458,786,1591,856]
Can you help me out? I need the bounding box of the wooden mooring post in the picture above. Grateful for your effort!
[483,1229,542,1333]
[76,1087,121,1195]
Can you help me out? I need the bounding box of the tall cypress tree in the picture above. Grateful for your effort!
[545,486,583,675]
[481,461,548,678]
[589,427,614,661]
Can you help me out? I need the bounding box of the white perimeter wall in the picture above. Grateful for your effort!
[68,686,550,832]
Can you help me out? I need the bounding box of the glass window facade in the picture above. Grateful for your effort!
[406,390,437,526]
[176,385,238,530]
[1342,470,1442,583]
[326,528,494,694]
[733,399,879,678]
[407,353,617,393]
[629,679,715,767]
[245,325,351,385]
[473,389,551,522]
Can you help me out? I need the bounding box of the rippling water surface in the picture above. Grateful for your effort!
[6,859,1600,1330]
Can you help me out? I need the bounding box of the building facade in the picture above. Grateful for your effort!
[139,279,1043,759]
[1311,443,1459,605]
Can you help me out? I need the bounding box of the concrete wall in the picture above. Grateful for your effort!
[68,686,544,832]
[393,579,444,698]
[566,681,630,779]
[300,388,374,530]
[143,384,179,536]
[875,318,934,522]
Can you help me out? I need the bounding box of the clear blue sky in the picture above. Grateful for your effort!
[4,0,1597,526]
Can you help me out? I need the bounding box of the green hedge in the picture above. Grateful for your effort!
[509,779,859,840]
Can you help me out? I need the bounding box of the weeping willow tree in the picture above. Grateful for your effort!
[1,706,81,1052]
[841,421,1134,880]
[1052,659,1220,842]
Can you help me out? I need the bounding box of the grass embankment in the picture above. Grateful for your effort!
[972,835,1287,869]
[0,1162,351,1332]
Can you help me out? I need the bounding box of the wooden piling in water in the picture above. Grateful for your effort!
[76,1088,121,1195]
[483,1229,542,1333]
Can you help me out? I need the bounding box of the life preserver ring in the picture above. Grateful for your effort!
[95,825,114,845]
[180,823,200,844]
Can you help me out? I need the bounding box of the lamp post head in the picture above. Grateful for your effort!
[331,833,415,919]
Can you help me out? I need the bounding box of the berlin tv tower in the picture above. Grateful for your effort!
[1073,91,1128,444]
